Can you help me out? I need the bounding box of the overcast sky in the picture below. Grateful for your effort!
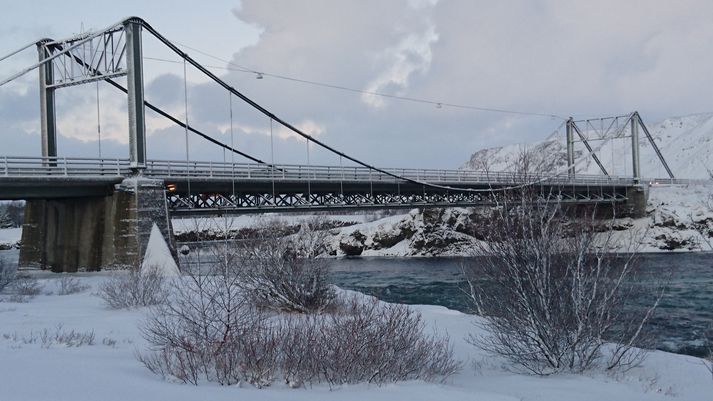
[1,0,712,168]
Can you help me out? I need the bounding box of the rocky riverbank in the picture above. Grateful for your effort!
[324,184,713,256]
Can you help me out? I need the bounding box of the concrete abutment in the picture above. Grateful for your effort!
[19,178,176,272]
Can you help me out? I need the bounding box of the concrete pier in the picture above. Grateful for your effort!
[19,178,176,272]
[623,185,649,219]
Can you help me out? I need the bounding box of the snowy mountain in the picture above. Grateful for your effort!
[462,113,713,179]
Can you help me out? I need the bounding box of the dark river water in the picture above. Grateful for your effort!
[2,249,712,357]
[326,254,713,358]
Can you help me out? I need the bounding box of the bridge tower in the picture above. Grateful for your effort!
[124,18,147,172]
[565,117,575,178]
[36,18,147,173]
[631,112,641,182]
[564,112,671,184]
[20,18,174,272]
[37,40,57,162]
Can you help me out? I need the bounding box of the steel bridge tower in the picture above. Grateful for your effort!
[36,18,147,172]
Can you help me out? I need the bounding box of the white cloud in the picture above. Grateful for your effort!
[361,24,439,108]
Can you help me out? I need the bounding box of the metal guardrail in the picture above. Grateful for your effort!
[1,156,132,177]
[0,156,707,186]
[143,159,639,186]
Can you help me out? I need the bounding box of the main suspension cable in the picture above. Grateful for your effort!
[17,18,630,195]
[143,18,628,193]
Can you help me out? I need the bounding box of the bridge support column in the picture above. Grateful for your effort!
[566,117,575,178]
[631,112,641,183]
[622,185,648,218]
[125,19,147,173]
[37,40,57,163]
[19,178,176,272]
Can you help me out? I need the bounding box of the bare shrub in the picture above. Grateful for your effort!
[102,337,117,347]
[0,258,14,292]
[462,189,661,375]
[13,274,42,296]
[98,266,167,309]
[139,259,460,387]
[282,296,461,387]
[236,220,335,313]
[139,258,277,386]
[57,275,89,295]
[3,325,95,348]
[39,324,95,348]
[2,272,43,302]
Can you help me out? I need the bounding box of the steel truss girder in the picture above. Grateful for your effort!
[40,27,127,89]
[166,187,627,215]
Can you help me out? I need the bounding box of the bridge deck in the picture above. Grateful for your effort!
[0,156,659,213]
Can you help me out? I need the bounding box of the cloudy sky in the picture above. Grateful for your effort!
[1,0,712,168]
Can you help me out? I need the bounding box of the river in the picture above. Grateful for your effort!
[327,254,713,357]
[2,249,711,357]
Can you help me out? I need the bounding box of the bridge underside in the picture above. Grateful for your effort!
[161,177,633,216]
[18,178,176,272]
[1,175,640,213]
[0,176,124,200]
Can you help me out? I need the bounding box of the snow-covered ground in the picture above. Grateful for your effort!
[0,274,710,401]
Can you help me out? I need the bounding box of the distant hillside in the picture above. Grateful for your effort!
[462,113,713,179]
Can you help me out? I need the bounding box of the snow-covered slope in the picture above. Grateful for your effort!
[462,113,713,179]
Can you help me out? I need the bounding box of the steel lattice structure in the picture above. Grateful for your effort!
[165,186,629,215]
[38,27,127,89]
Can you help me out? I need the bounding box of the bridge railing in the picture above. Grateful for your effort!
[1,156,705,186]
[1,156,131,177]
[143,159,639,186]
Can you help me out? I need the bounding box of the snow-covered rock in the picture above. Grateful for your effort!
[326,208,487,257]
[323,184,713,256]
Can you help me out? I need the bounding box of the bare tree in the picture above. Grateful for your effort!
[139,249,275,386]
[236,219,335,313]
[140,216,459,388]
[462,188,661,375]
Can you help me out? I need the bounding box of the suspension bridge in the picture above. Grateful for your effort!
[0,17,675,271]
